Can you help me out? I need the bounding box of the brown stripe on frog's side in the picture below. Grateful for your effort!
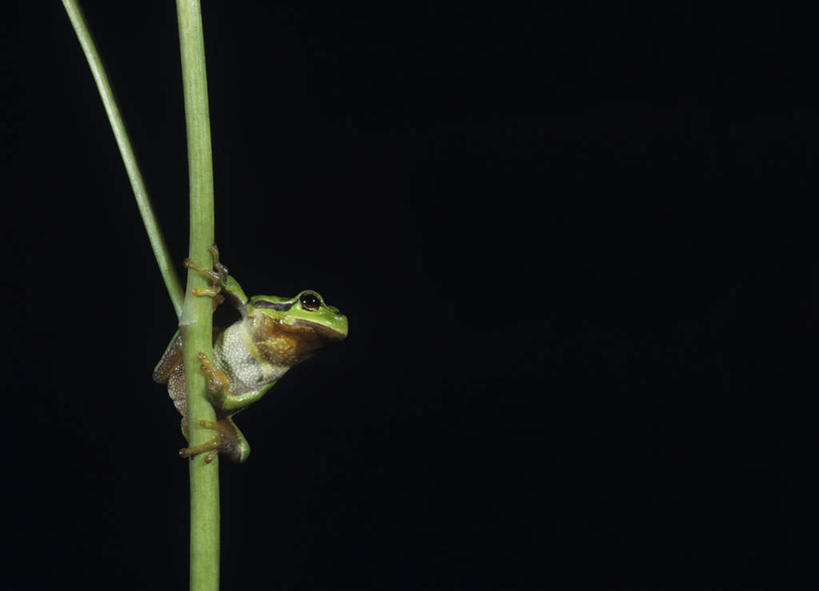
[248,312,334,367]
[253,299,294,312]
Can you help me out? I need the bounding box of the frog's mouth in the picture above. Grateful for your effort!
[288,318,348,342]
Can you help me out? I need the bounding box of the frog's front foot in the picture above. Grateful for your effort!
[185,244,229,301]
[197,352,230,406]
[179,419,250,463]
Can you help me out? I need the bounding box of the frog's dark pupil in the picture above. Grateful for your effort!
[300,293,321,311]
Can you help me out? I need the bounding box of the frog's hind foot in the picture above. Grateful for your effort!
[179,419,249,463]
[179,420,229,464]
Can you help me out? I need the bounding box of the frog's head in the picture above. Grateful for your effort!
[249,290,348,343]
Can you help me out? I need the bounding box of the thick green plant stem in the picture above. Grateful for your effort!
[176,1,219,590]
[63,1,219,587]
[61,0,184,317]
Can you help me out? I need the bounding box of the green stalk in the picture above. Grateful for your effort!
[63,1,219,587]
[61,0,184,317]
[176,1,219,590]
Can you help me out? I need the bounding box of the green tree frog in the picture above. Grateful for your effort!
[153,246,348,463]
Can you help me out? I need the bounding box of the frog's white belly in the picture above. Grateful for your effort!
[213,321,290,395]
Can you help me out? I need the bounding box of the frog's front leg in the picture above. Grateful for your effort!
[179,352,272,463]
[196,351,231,408]
[185,244,249,310]
[185,244,229,302]
[196,352,275,412]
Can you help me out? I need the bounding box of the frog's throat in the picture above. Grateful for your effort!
[246,314,338,367]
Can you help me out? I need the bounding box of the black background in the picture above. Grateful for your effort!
[3,2,814,589]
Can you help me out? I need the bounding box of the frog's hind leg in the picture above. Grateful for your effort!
[179,418,250,463]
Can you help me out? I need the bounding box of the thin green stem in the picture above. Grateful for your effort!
[176,2,219,591]
[61,0,184,317]
[63,1,219,587]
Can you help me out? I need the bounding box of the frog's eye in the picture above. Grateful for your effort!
[299,292,322,311]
